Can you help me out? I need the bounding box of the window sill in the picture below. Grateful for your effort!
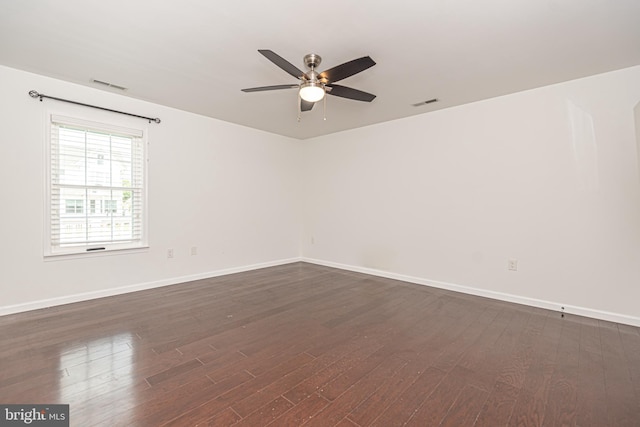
[44,245,149,261]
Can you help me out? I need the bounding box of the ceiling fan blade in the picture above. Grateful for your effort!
[241,84,299,92]
[326,84,376,102]
[319,56,376,83]
[258,49,306,79]
[301,100,315,111]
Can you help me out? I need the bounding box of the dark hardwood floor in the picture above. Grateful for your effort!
[1,262,639,426]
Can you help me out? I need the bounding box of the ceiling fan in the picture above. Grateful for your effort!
[241,50,376,117]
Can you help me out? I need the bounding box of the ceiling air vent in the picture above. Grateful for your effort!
[412,98,438,107]
[92,79,128,91]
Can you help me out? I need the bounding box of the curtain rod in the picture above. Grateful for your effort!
[28,90,161,124]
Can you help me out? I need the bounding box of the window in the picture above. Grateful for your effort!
[103,200,118,214]
[65,199,84,214]
[46,115,147,256]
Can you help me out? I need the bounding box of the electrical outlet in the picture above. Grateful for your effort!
[508,258,518,271]
[167,248,174,258]
[191,246,197,256]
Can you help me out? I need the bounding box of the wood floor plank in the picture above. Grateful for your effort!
[230,339,383,418]
[473,380,520,427]
[506,313,563,426]
[155,351,316,426]
[200,408,242,427]
[265,392,329,426]
[452,309,515,390]
[334,418,359,427]
[495,310,548,390]
[540,316,580,426]
[436,384,489,426]
[402,366,472,427]
[316,346,400,401]
[0,262,638,426]
[303,355,407,427]
[599,320,640,426]
[232,396,294,427]
[145,358,203,386]
[575,317,607,427]
[281,336,385,405]
[619,323,640,404]
[144,371,254,426]
[346,355,431,426]
[430,306,501,374]
[369,366,447,427]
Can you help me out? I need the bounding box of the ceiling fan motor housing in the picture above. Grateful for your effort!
[303,54,324,86]
[303,53,322,70]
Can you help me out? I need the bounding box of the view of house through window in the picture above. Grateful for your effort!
[47,115,146,255]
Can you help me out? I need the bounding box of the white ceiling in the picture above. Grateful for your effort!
[1,0,639,139]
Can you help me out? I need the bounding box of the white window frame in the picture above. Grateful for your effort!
[45,113,149,257]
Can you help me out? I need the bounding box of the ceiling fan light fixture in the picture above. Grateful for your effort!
[299,82,325,102]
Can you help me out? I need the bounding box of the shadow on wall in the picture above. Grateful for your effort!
[567,100,598,192]
[635,101,640,183]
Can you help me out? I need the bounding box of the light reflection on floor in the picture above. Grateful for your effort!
[57,333,137,423]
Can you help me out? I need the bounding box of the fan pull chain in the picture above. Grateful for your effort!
[297,93,301,122]
[323,94,327,121]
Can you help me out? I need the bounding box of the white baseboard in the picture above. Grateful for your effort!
[0,257,302,317]
[302,257,640,328]
[4,256,639,328]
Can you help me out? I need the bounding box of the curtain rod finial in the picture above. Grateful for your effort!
[28,90,40,98]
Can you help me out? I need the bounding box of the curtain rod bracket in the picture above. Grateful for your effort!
[28,90,161,124]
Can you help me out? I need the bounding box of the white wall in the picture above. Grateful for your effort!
[3,64,639,326]
[302,66,640,324]
[0,65,302,313]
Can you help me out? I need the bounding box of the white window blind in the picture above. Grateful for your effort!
[47,115,146,255]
